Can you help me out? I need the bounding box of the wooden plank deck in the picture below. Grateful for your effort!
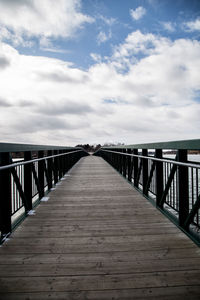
[0,155,200,299]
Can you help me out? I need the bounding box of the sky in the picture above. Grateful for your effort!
[0,0,200,146]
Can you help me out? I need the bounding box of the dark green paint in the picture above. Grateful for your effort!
[102,138,200,150]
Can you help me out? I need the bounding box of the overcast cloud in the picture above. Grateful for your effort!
[0,0,200,146]
[0,0,94,47]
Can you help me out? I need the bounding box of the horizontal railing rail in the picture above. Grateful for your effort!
[102,149,200,169]
[0,149,83,171]
[95,139,200,246]
[0,143,88,243]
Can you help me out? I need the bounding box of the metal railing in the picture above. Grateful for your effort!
[95,139,200,245]
[0,142,88,243]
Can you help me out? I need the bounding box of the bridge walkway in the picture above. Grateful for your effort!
[0,155,200,299]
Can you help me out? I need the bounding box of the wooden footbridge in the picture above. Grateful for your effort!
[0,141,200,299]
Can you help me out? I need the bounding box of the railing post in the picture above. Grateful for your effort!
[116,149,120,172]
[38,150,44,198]
[58,150,63,179]
[63,149,67,174]
[47,150,53,190]
[122,149,127,177]
[119,149,123,174]
[114,152,117,169]
[0,153,12,237]
[24,151,33,211]
[69,151,73,169]
[127,149,132,182]
[142,149,148,195]
[66,150,70,172]
[111,151,114,168]
[53,150,58,184]
[116,151,119,171]
[155,149,163,207]
[133,149,138,188]
[177,149,189,227]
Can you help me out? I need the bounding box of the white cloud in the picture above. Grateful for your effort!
[113,30,157,58]
[97,30,112,45]
[39,36,52,48]
[111,30,160,71]
[183,18,200,31]
[0,26,34,47]
[39,36,68,54]
[0,0,94,46]
[0,30,200,145]
[90,53,102,62]
[130,6,146,21]
[98,15,117,26]
[162,22,176,32]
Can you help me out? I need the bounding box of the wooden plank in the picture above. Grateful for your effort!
[1,287,200,300]
[1,271,200,293]
[1,233,191,246]
[0,247,199,264]
[11,226,178,238]
[1,257,200,277]
[1,243,194,255]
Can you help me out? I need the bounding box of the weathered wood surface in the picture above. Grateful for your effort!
[0,155,200,299]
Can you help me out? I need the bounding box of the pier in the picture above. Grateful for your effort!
[0,141,200,299]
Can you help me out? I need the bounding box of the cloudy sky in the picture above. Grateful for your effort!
[0,0,200,146]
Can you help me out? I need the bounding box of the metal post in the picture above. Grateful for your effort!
[177,149,189,227]
[127,149,132,182]
[134,149,138,188]
[63,150,67,174]
[53,150,58,184]
[122,149,127,177]
[0,152,12,237]
[62,150,65,176]
[58,150,62,179]
[24,151,33,211]
[119,150,123,174]
[110,151,113,167]
[38,151,44,198]
[115,150,118,172]
[155,149,163,207]
[69,152,73,170]
[113,152,117,170]
[47,150,53,190]
[142,149,148,195]
[66,150,69,172]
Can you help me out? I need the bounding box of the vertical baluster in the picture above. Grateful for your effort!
[38,150,44,199]
[66,150,69,172]
[53,150,58,184]
[177,149,189,228]
[155,149,163,207]
[116,149,120,172]
[63,149,67,174]
[196,168,199,226]
[24,151,32,211]
[119,149,123,174]
[127,149,132,182]
[142,149,148,195]
[0,153,12,237]
[58,150,63,179]
[133,149,138,188]
[47,150,53,190]
[122,149,127,177]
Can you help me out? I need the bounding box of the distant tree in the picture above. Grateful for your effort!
[94,144,101,152]
[76,142,124,152]
[75,144,101,153]
[102,142,125,147]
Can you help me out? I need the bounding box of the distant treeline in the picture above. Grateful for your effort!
[76,143,125,153]
[76,144,101,153]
